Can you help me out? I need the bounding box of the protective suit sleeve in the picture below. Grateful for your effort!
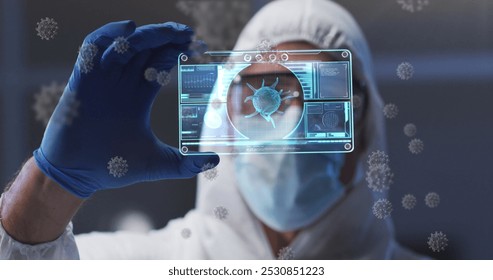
[75,229,173,259]
[0,218,176,260]
[0,220,79,260]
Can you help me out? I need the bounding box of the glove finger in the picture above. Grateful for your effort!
[148,143,220,180]
[140,46,191,91]
[180,152,221,178]
[147,44,190,72]
[101,22,193,69]
[128,49,153,71]
[83,20,137,48]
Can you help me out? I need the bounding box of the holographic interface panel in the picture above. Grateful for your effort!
[178,49,354,155]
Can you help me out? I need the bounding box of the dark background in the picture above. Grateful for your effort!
[0,0,491,259]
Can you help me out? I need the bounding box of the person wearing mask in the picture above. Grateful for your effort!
[0,0,422,259]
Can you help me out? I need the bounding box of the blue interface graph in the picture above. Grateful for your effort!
[178,50,354,155]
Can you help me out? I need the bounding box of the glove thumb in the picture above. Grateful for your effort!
[179,152,220,178]
[148,143,220,180]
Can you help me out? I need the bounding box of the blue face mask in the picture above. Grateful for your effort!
[234,151,345,232]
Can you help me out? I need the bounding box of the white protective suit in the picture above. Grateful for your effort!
[0,0,422,259]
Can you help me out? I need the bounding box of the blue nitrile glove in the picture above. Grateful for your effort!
[33,20,219,198]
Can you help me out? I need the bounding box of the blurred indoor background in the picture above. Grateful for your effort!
[0,0,492,259]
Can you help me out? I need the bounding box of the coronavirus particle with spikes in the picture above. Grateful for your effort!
[213,206,229,220]
[409,138,424,154]
[36,17,58,40]
[401,194,417,210]
[383,103,399,119]
[427,231,448,253]
[372,198,393,219]
[243,77,294,128]
[396,61,414,80]
[107,156,129,178]
[277,246,295,260]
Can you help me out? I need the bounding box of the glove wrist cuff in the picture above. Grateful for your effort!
[33,149,94,199]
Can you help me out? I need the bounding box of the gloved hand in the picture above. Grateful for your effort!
[33,20,219,199]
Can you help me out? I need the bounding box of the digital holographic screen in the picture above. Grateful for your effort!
[178,49,354,155]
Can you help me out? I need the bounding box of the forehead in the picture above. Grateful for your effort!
[240,41,334,76]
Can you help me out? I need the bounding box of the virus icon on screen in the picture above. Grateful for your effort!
[424,192,440,208]
[383,103,399,119]
[107,156,129,178]
[144,67,158,82]
[408,138,424,154]
[367,150,390,167]
[427,231,448,253]
[78,43,98,74]
[401,194,417,210]
[243,77,294,128]
[397,0,430,13]
[396,62,414,80]
[372,198,393,219]
[157,71,171,86]
[36,17,58,40]
[403,123,417,137]
[277,246,295,260]
[201,162,218,181]
[366,163,394,192]
[113,36,130,54]
[181,228,191,239]
[213,206,229,220]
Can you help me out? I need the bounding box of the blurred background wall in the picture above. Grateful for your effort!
[0,0,491,259]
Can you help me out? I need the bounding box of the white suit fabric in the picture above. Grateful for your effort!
[0,0,422,259]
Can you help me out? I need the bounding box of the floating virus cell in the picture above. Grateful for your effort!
[367,150,390,167]
[424,192,440,208]
[396,62,414,80]
[403,123,418,137]
[244,77,294,128]
[397,0,430,13]
[383,103,399,119]
[401,194,417,210]
[257,39,275,52]
[32,81,65,126]
[353,95,363,109]
[78,43,98,74]
[408,138,424,154]
[224,61,235,70]
[189,39,208,55]
[277,246,295,260]
[176,0,250,51]
[211,98,222,110]
[36,17,58,40]
[113,36,130,54]
[366,164,394,192]
[144,67,158,82]
[372,198,393,219]
[157,71,171,86]
[427,231,448,253]
[53,94,80,126]
[201,162,218,181]
[181,228,191,239]
[107,156,129,178]
[213,206,229,220]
